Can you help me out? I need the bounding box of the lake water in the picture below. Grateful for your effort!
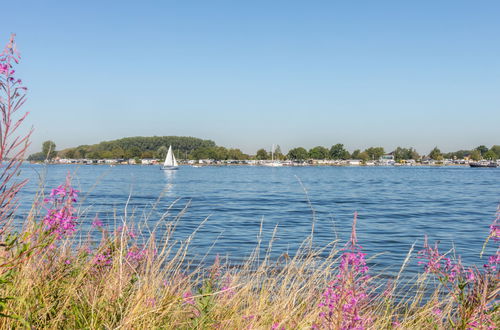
[16,164,500,275]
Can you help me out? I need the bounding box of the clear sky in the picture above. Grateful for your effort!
[2,0,499,155]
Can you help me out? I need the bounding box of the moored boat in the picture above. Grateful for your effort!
[469,161,498,168]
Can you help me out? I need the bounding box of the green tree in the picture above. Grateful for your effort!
[428,147,443,160]
[358,151,370,162]
[469,149,481,161]
[393,147,419,161]
[409,148,420,160]
[256,148,269,160]
[42,140,57,159]
[330,144,350,160]
[207,146,228,160]
[351,149,361,159]
[309,146,330,159]
[365,147,385,160]
[476,145,488,156]
[490,145,500,159]
[65,149,75,159]
[483,150,497,160]
[287,147,308,160]
[61,136,216,161]
[141,151,154,159]
[274,145,284,160]
[228,148,248,160]
[156,146,168,159]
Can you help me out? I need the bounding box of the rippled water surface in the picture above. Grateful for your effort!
[17,164,499,274]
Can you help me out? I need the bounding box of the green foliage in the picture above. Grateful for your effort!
[475,145,488,156]
[59,136,216,159]
[490,145,500,158]
[483,150,497,160]
[227,148,248,160]
[28,141,57,161]
[469,150,481,161]
[273,145,284,160]
[156,146,168,159]
[428,147,443,160]
[255,148,269,160]
[330,144,350,160]
[358,152,370,162]
[351,149,361,159]
[442,150,470,160]
[364,147,385,160]
[308,146,330,159]
[26,152,46,162]
[42,141,57,159]
[393,147,419,161]
[287,147,308,160]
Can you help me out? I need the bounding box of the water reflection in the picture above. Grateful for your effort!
[162,168,177,196]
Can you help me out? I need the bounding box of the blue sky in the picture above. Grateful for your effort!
[2,1,499,155]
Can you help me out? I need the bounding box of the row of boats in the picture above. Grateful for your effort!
[469,161,498,168]
[162,145,498,170]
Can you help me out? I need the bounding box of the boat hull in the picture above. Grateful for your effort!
[161,166,179,170]
[469,162,498,168]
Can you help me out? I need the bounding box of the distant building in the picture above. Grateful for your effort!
[379,154,395,166]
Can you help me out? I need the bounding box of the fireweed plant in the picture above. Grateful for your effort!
[0,34,498,328]
[315,212,372,329]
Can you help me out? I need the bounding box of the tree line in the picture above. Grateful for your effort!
[27,138,500,162]
[27,136,216,161]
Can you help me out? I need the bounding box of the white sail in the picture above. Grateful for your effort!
[163,145,178,167]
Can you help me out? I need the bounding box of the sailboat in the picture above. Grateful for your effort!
[263,144,283,167]
[162,145,179,170]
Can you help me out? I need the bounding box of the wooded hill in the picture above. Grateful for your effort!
[57,136,216,160]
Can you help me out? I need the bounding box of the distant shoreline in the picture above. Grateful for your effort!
[28,162,479,167]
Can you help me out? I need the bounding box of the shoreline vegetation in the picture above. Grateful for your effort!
[1,36,499,328]
[27,138,500,167]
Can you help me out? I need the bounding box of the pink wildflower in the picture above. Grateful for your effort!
[126,246,147,262]
[483,254,499,272]
[92,215,103,228]
[417,237,466,283]
[182,291,195,305]
[466,268,475,282]
[318,212,371,329]
[93,252,112,267]
[43,175,79,239]
[220,274,235,298]
[432,307,442,316]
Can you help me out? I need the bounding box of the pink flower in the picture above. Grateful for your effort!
[92,215,103,228]
[466,268,475,282]
[432,308,442,316]
[318,212,371,329]
[182,291,195,305]
[93,252,112,267]
[43,175,79,239]
[126,246,147,262]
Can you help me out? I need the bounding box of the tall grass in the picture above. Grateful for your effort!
[0,35,498,329]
